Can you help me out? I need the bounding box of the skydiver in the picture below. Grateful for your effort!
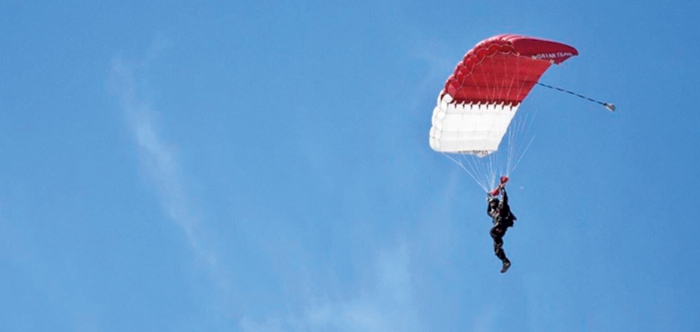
[487,181,517,273]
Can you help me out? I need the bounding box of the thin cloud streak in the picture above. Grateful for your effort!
[108,57,217,269]
[240,242,422,332]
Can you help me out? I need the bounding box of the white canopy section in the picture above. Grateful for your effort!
[429,91,520,157]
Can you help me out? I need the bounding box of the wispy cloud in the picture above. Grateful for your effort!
[108,50,218,270]
[240,241,422,332]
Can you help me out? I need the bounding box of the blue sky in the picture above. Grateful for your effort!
[2,1,699,331]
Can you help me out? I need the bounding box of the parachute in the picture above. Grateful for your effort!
[429,34,578,191]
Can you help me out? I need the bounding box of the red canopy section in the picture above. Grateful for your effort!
[444,34,578,106]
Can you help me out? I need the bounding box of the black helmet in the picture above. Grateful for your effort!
[488,197,500,205]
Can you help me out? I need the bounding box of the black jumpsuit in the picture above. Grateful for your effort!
[487,187,516,263]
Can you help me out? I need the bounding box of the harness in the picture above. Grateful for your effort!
[489,206,515,228]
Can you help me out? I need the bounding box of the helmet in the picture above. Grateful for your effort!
[488,197,500,205]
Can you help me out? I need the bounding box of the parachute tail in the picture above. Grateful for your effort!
[536,82,616,112]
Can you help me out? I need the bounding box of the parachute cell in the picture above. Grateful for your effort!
[429,34,578,156]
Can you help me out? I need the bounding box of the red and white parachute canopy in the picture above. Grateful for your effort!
[429,34,578,156]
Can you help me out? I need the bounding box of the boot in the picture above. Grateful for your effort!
[500,259,511,273]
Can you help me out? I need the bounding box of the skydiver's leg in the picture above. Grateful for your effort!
[490,226,507,261]
[491,226,511,273]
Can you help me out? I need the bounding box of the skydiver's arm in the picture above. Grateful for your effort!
[501,186,508,205]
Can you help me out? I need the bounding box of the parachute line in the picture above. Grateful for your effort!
[441,152,490,192]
